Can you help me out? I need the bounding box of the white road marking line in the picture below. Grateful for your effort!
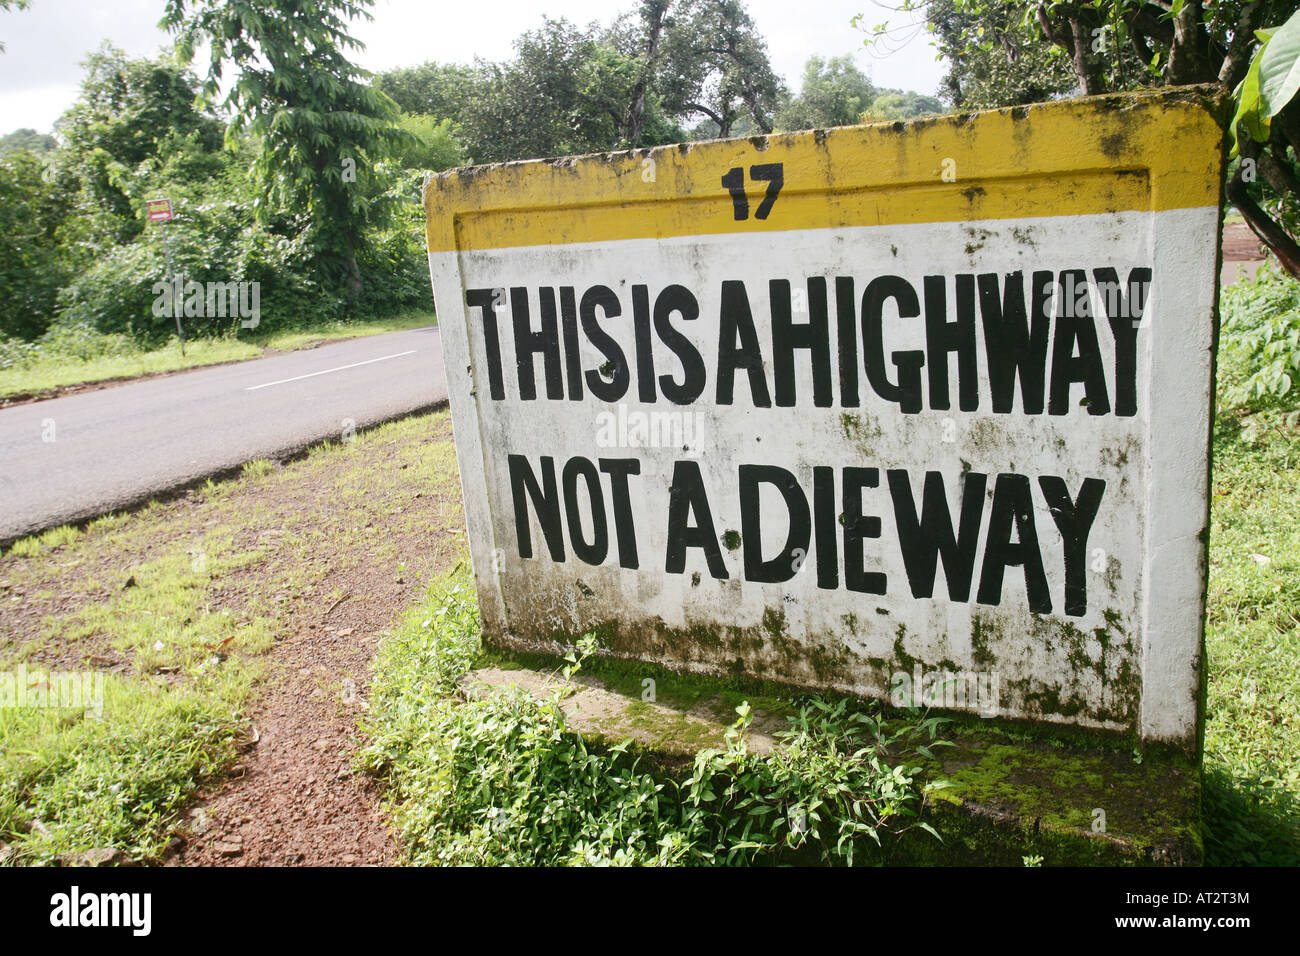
[245,350,417,391]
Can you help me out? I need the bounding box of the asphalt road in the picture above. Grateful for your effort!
[0,326,448,544]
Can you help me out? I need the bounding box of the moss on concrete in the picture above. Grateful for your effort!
[470,646,1201,864]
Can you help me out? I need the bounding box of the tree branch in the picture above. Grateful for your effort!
[1218,2,1264,88]
[1230,140,1300,280]
[683,101,724,128]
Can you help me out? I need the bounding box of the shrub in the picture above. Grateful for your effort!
[361,569,951,866]
[1218,261,1300,411]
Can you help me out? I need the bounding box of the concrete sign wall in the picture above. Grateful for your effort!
[425,90,1225,751]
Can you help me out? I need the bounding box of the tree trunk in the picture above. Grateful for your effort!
[623,0,672,147]
[1167,0,1212,85]
[1230,143,1300,281]
[344,242,363,315]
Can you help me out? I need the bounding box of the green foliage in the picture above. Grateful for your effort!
[676,698,950,865]
[361,568,950,866]
[885,2,1300,276]
[392,114,465,172]
[0,148,75,339]
[1231,8,1300,155]
[162,0,414,307]
[54,182,334,340]
[0,128,57,154]
[56,44,223,242]
[863,1,1078,110]
[457,18,636,163]
[775,55,877,131]
[378,1,792,160]
[861,89,945,121]
[0,675,246,865]
[1218,262,1300,411]
[1202,419,1300,864]
[373,62,479,122]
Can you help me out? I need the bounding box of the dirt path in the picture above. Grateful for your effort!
[170,575,415,866]
[170,422,465,866]
[1,410,465,867]
[1222,221,1268,286]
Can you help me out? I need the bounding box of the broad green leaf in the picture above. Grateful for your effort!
[1257,11,1300,126]
[1230,42,1268,157]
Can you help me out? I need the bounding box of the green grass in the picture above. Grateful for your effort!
[0,310,435,400]
[1202,411,1300,864]
[0,673,248,864]
[0,409,462,865]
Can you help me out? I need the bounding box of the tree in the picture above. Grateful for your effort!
[161,0,411,309]
[608,0,784,141]
[456,18,601,162]
[392,114,465,172]
[373,62,478,123]
[0,128,57,153]
[449,17,688,163]
[861,88,945,119]
[616,0,674,145]
[920,0,1079,108]
[56,45,223,242]
[0,148,73,339]
[674,0,784,137]
[775,55,878,130]
[869,2,1300,279]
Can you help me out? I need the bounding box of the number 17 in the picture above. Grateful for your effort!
[722,163,784,221]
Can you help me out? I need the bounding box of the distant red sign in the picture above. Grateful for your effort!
[146,198,173,222]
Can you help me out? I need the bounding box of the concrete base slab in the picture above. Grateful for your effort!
[464,664,1200,865]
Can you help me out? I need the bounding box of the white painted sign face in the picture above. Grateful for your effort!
[426,92,1225,749]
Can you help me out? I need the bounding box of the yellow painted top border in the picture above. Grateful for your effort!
[423,88,1227,253]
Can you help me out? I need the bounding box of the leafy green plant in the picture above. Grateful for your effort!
[1231,9,1300,157]
[676,697,950,866]
[0,674,246,865]
[1218,261,1300,411]
[361,566,951,866]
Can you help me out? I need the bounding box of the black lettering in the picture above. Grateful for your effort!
[600,458,641,569]
[562,457,608,565]
[580,285,629,402]
[716,280,772,407]
[843,467,887,594]
[1049,270,1111,415]
[1039,476,1106,617]
[980,271,1051,415]
[836,277,859,407]
[514,287,563,401]
[925,274,979,411]
[813,465,838,590]
[632,284,656,403]
[862,276,924,414]
[466,288,506,400]
[772,278,833,407]
[559,286,583,401]
[1093,267,1150,417]
[739,464,810,583]
[665,460,728,579]
[654,285,706,405]
[888,469,985,601]
[508,454,564,562]
[977,473,1051,612]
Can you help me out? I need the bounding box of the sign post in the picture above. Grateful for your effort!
[424,90,1226,754]
[146,197,184,357]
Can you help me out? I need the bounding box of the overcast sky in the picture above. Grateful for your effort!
[0,0,943,134]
